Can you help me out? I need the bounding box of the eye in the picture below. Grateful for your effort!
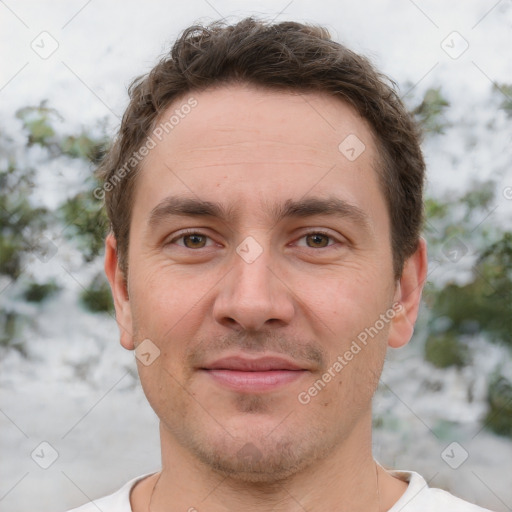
[166,229,342,251]
[296,231,340,249]
[167,230,214,249]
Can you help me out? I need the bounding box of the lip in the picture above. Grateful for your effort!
[202,355,305,372]
[199,355,308,392]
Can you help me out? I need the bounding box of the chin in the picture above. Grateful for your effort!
[199,445,306,484]
[184,424,331,485]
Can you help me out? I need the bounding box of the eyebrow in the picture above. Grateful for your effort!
[147,195,371,231]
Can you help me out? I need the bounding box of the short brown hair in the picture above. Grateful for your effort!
[97,17,425,279]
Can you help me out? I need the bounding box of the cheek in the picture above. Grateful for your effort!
[130,270,198,423]
[299,267,393,379]
[136,357,191,433]
[129,262,199,337]
[300,265,389,327]
[128,263,210,385]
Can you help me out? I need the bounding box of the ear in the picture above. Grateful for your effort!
[104,233,134,350]
[387,237,428,349]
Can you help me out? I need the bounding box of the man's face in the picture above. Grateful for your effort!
[110,84,407,481]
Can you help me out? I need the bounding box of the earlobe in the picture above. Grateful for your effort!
[104,233,134,350]
[388,238,428,349]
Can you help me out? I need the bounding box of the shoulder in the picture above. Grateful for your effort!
[388,470,495,512]
[64,473,155,512]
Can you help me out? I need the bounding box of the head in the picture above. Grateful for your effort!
[100,17,425,281]
[103,17,427,482]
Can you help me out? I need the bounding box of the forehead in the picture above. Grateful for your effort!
[134,83,386,226]
[151,84,377,164]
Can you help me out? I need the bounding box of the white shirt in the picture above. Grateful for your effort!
[66,470,494,511]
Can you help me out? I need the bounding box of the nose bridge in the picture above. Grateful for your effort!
[235,241,273,297]
[213,235,294,330]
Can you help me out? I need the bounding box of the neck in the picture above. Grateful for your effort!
[132,411,407,512]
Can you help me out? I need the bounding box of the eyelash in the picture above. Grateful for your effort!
[166,229,341,250]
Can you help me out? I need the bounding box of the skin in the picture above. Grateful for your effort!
[105,83,427,511]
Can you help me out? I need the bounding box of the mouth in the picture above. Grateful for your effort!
[199,355,309,392]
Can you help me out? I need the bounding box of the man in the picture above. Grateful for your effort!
[70,17,493,512]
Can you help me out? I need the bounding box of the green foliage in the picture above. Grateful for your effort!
[423,180,497,260]
[494,83,512,116]
[423,181,509,346]
[0,232,21,279]
[430,232,512,345]
[484,374,512,438]
[23,280,60,303]
[424,332,469,368]
[0,311,27,355]
[459,180,496,213]
[60,132,109,163]
[15,102,59,146]
[0,311,16,346]
[0,162,48,280]
[14,102,110,263]
[80,273,114,313]
[15,101,109,163]
[1,103,112,355]
[413,87,450,134]
[0,102,116,357]
[14,101,111,263]
[424,197,450,221]
[60,188,109,262]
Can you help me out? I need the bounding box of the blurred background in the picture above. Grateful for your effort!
[0,1,511,510]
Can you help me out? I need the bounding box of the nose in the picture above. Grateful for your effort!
[212,241,295,332]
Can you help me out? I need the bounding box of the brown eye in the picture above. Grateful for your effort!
[305,233,331,248]
[182,234,208,248]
